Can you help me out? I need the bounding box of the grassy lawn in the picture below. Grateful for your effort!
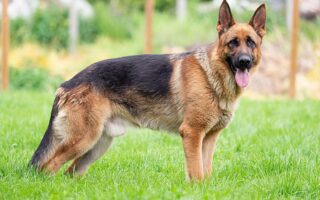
[0,91,319,199]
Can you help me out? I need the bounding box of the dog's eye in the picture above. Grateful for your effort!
[228,39,239,48]
[246,37,256,48]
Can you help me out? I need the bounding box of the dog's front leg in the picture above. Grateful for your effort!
[202,129,221,177]
[179,124,205,181]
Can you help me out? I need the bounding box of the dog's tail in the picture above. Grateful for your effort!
[29,95,60,170]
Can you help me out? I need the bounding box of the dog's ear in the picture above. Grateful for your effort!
[217,0,235,36]
[249,4,266,38]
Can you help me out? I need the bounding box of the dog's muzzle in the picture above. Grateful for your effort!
[237,54,253,71]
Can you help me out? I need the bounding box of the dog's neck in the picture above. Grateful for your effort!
[194,44,242,101]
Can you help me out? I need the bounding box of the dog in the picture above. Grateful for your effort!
[29,0,266,181]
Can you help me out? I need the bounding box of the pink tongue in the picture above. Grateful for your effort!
[235,69,249,88]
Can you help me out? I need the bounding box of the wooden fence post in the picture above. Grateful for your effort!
[144,0,154,54]
[289,0,300,98]
[2,0,10,90]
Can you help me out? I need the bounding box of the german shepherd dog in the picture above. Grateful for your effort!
[30,0,266,181]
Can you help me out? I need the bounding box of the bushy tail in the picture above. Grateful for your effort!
[29,96,60,170]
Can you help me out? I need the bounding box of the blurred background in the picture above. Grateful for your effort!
[0,0,319,99]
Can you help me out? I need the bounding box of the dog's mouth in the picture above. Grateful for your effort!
[226,57,250,88]
[235,68,249,88]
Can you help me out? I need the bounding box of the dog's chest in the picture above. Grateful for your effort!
[210,98,238,131]
[219,98,238,112]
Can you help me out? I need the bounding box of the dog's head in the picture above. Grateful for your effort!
[216,0,266,88]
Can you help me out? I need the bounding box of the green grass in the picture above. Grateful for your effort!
[0,91,319,199]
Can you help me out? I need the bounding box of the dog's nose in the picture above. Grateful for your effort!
[238,55,252,69]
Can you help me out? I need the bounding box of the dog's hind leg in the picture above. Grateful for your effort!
[43,131,104,174]
[65,132,113,176]
[29,96,62,170]
[65,118,126,176]
[40,88,111,174]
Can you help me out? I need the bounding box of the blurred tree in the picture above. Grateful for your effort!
[31,6,69,49]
